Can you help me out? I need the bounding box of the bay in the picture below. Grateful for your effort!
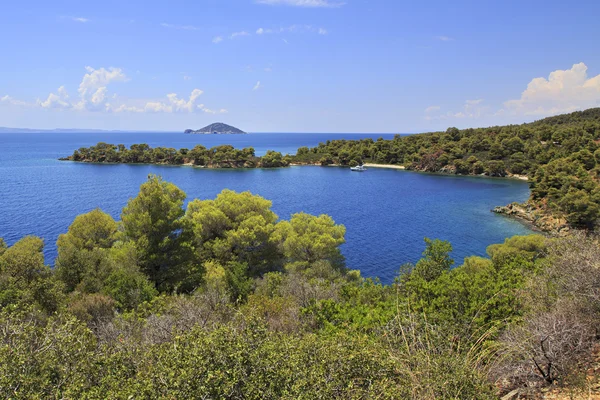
[0,131,531,283]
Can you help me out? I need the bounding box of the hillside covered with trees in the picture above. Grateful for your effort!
[0,176,598,398]
[292,108,600,231]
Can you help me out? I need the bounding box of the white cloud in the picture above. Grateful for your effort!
[183,75,192,81]
[256,0,344,7]
[168,89,204,112]
[425,99,488,121]
[254,24,328,36]
[2,67,226,115]
[78,67,127,99]
[230,31,250,39]
[74,66,127,111]
[220,25,327,43]
[160,22,199,31]
[39,86,71,109]
[111,89,207,114]
[91,87,107,105]
[143,102,172,113]
[436,36,453,41]
[253,81,262,91]
[110,104,144,113]
[425,62,600,124]
[200,107,228,114]
[1,95,31,107]
[504,62,600,116]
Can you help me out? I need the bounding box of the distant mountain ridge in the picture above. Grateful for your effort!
[185,123,246,134]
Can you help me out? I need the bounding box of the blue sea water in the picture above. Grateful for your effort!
[0,131,532,283]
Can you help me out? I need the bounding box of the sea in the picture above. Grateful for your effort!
[0,131,532,283]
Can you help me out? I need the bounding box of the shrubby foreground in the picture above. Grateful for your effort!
[0,176,598,398]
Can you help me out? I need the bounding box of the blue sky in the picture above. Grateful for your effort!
[1,0,600,132]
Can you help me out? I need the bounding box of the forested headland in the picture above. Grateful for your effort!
[0,175,598,398]
[293,108,600,233]
[63,108,600,233]
[61,143,290,168]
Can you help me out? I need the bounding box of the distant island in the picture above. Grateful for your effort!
[185,123,246,134]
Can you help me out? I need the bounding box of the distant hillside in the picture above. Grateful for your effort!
[529,107,600,126]
[185,123,246,134]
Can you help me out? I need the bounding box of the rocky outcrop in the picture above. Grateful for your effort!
[492,202,570,235]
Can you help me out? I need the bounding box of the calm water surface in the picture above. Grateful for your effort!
[0,131,532,283]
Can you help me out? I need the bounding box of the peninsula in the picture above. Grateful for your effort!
[184,123,246,134]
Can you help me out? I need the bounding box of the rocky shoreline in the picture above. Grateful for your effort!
[492,202,570,236]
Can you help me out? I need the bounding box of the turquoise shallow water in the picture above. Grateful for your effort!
[0,131,532,283]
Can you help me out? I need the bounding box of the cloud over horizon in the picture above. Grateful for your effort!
[425,62,600,124]
[1,67,226,115]
[503,62,600,116]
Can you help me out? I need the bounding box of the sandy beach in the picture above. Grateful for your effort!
[363,163,406,170]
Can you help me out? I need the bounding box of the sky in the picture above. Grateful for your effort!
[1,0,600,133]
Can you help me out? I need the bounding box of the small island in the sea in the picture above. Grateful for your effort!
[184,122,246,134]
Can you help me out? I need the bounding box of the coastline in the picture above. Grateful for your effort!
[492,203,569,236]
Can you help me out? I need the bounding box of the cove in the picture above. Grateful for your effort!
[0,132,531,283]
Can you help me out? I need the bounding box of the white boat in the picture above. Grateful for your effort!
[350,165,367,172]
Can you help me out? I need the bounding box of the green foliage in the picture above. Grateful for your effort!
[224,261,254,302]
[260,150,289,167]
[122,174,194,291]
[486,234,547,267]
[186,190,282,277]
[68,292,116,324]
[0,313,97,399]
[274,212,346,268]
[0,238,7,256]
[412,237,454,281]
[68,141,288,169]
[55,208,118,292]
[401,235,547,339]
[306,278,397,332]
[102,267,158,310]
[0,236,64,313]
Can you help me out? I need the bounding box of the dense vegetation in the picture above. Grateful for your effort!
[293,108,600,230]
[1,176,598,398]
[62,143,290,168]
